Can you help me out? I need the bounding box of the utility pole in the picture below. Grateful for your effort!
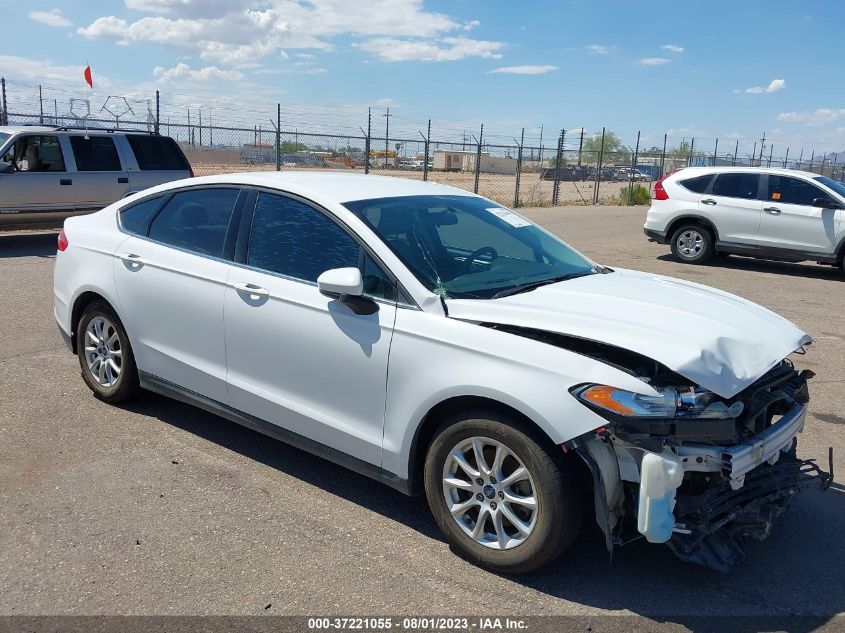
[383,107,392,169]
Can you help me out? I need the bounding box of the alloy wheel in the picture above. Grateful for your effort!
[84,316,122,388]
[676,229,704,259]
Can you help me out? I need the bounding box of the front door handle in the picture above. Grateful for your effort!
[117,177,129,184]
[701,198,717,206]
[232,282,270,299]
[119,253,146,268]
[764,207,782,215]
[60,178,72,186]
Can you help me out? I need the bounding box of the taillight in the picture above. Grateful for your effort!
[652,178,669,200]
[57,228,68,252]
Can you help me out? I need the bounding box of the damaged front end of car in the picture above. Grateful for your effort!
[569,358,833,573]
[484,324,834,573]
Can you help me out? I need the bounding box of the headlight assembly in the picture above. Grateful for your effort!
[571,384,743,420]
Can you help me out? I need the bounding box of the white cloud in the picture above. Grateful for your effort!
[667,127,707,136]
[777,108,845,126]
[294,53,317,60]
[356,36,503,62]
[153,62,244,82]
[660,44,683,53]
[738,78,786,94]
[640,57,670,66]
[78,0,485,65]
[489,65,558,75]
[724,132,746,139]
[29,8,71,27]
[585,44,610,55]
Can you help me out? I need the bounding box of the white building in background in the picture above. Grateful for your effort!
[432,150,517,175]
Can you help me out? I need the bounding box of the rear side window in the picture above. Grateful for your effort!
[126,135,190,171]
[70,136,122,171]
[711,173,759,200]
[767,175,826,206]
[120,196,164,235]
[247,193,360,282]
[680,174,713,194]
[148,188,239,257]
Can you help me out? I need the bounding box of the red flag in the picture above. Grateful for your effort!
[84,65,93,89]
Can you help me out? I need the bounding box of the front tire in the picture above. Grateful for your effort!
[424,412,581,574]
[76,301,140,403]
[670,224,714,264]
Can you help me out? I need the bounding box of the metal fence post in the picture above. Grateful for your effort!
[712,138,718,166]
[733,140,739,166]
[364,107,371,174]
[689,137,695,165]
[810,150,815,173]
[155,90,160,134]
[424,119,431,181]
[513,127,524,208]
[473,123,483,194]
[627,131,640,205]
[660,133,667,177]
[552,129,564,206]
[1,77,7,126]
[768,144,773,168]
[593,127,606,204]
[751,142,757,167]
[578,128,585,166]
[783,147,789,169]
[276,103,281,172]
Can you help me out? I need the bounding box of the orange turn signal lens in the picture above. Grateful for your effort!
[579,385,636,415]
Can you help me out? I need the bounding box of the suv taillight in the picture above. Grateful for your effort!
[57,228,68,252]
[652,169,681,201]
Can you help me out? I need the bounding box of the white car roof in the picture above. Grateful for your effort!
[673,166,827,180]
[145,171,480,203]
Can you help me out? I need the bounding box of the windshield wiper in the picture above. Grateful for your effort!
[491,272,593,299]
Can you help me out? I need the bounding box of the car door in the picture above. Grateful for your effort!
[112,186,244,403]
[67,135,130,210]
[223,191,398,465]
[0,134,74,214]
[699,172,763,247]
[758,174,842,254]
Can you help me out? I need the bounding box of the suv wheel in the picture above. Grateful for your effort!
[424,412,581,574]
[670,224,714,264]
[77,301,141,403]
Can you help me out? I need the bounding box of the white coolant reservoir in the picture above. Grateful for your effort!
[637,452,685,543]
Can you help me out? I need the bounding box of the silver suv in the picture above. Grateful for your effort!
[0,126,192,227]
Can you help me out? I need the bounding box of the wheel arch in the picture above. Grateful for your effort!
[665,214,720,244]
[405,395,588,496]
[69,290,118,353]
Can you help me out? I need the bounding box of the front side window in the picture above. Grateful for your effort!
[69,136,122,171]
[711,173,759,199]
[148,188,239,257]
[344,195,596,299]
[3,135,66,172]
[768,175,827,206]
[247,193,360,283]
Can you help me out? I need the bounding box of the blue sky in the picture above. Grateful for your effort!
[3,0,845,154]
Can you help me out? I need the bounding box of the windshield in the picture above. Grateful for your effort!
[814,176,845,199]
[344,195,597,299]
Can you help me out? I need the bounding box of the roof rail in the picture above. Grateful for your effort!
[52,125,157,135]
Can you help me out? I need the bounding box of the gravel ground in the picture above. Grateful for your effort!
[0,206,843,628]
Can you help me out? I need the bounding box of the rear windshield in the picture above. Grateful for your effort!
[126,135,190,171]
[814,176,845,199]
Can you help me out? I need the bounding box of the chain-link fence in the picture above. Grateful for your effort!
[2,77,842,207]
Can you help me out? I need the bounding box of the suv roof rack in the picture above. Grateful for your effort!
[51,125,158,135]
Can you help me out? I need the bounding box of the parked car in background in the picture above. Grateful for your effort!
[614,168,651,182]
[54,172,830,574]
[0,126,192,227]
[644,166,845,271]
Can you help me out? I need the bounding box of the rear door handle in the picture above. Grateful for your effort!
[701,198,717,205]
[117,177,129,184]
[60,178,72,186]
[232,282,270,299]
[119,253,146,267]
[764,207,782,215]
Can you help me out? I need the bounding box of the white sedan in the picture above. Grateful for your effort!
[53,172,830,573]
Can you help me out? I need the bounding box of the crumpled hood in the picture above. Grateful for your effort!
[446,268,812,398]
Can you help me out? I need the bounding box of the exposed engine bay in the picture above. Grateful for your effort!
[483,323,834,573]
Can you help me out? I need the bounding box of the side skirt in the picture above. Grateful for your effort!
[715,240,838,264]
[138,371,412,495]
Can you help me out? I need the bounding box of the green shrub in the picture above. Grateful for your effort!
[619,184,652,206]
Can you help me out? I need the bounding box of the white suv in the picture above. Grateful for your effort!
[644,166,845,271]
[54,172,830,574]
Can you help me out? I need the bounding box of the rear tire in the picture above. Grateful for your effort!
[76,301,141,403]
[670,224,714,264]
[423,411,581,574]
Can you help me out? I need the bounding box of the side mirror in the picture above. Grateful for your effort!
[812,197,844,210]
[0,161,12,174]
[318,267,363,298]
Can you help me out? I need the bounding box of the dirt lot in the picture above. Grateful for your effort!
[0,206,843,627]
[190,163,636,207]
